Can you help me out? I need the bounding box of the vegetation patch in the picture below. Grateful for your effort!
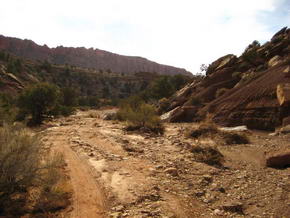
[17,83,76,125]
[0,124,71,217]
[220,131,250,145]
[186,121,250,145]
[190,145,224,167]
[186,122,219,138]
[117,96,164,135]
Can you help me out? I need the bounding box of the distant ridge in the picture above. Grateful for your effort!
[0,35,192,76]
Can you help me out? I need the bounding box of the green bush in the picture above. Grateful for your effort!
[17,83,59,124]
[117,97,164,134]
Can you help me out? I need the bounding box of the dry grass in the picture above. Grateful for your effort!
[190,145,224,167]
[186,121,250,145]
[220,131,250,145]
[186,122,218,138]
[0,124,71,217]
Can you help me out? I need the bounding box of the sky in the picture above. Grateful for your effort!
[0,0,289,74]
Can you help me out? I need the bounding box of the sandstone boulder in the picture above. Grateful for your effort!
[266,149,290,168]
[206,54,237,75]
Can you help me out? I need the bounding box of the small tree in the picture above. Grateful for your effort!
[18,83,59,124]
[200,64,208,74]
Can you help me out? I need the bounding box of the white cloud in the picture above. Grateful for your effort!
[0,0,288,73]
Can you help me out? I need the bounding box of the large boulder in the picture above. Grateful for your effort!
[206,54,237,75]
[266,149,290,168]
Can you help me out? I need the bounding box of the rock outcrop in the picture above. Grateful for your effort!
[266,149,290,168]
[0,35,192,76]
[161,27,290,130]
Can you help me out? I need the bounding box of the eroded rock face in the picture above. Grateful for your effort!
[161,27,290,130]
[0,35,192,76]
[266,149,290,168]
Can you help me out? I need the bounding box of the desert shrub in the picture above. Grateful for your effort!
[0,125,40,204]
[0,125,71,216]
[18,83,59,125]
[0,125,41,215]
[190,145,224,167]
[186,121,250,145]
[125,103,164,134]
[186,122,218,138]
[220,132,249,145]
[33,154,71,214]
[215,88,229,98]
[117,97,164,134]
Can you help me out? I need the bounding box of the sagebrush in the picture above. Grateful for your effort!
[0,124,71,216]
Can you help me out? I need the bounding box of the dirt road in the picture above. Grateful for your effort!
[42,109,290,218]
[44,125,107,218]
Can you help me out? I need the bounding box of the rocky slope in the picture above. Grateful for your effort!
[0,35,191,76]
[161,27,290,130]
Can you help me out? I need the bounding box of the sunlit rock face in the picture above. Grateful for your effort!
[161,27,290,130]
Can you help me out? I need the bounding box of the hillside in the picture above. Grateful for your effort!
[0,35,191,76]
[161,27,290,130]
[0,52,158,98]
